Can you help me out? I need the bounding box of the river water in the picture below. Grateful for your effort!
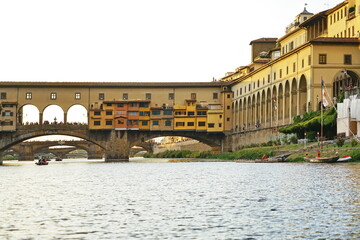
[0,159,359,240]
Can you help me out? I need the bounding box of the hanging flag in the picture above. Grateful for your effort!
[322,86,329,107]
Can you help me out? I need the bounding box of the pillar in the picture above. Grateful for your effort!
[39,112,43,124]
[104,130,130,162]
[0,150,3,165]
[88,144,104,159]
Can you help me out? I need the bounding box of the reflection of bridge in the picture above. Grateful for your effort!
[9,140,104,160]
[0,124,229,164]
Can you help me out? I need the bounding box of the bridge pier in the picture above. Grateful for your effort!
[0,151,3,165]
[104,130,130,162]
[88,144,104,159]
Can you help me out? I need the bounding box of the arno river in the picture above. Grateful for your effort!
[1,159,359,240]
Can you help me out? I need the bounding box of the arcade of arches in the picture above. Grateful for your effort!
[231,71,360,132]
[232,76,308,131]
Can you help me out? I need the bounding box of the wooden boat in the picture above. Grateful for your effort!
[55,157,62,161]
[304,156,339,163]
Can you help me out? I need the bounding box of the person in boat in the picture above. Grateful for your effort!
[281,155,286,161]
[261,154,268,160]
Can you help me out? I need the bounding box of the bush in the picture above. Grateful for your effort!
[336,138,345,147]
[289,135,298,144]
[350,138,358,147]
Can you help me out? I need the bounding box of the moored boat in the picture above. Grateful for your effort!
[338,156,351,162]
[304,156,339,163]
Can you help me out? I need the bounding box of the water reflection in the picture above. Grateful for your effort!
[0,160,359,239]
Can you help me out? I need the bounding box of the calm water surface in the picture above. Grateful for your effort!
[0,159,359,240]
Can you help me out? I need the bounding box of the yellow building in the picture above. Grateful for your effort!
[223,0,360,134]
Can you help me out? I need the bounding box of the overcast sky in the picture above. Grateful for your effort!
[0,0,341,83]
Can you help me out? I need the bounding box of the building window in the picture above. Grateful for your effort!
[267,74,270,83]
[188,111,195,116]
[50,92,57,100]
[128,111,138,116]
[227,94,231,98]
[152,120,159,126]
[319,54,327,64]
[26,92,32,100]
[176,122,185,127]
[106,103,112,107]
[168,93,174,100]
[152,110,161,115]
[2,112,13,116]
[163,109,172,115]
[227,106,230,110]
[106,120,112,125]
[117,103,124,107]
[94,111,101,116]
[208,123,215,128]
[140,111,150,116]
[0,92,6,100]
[106,111,112,115]
[94,121,101,126]
[123,93,128,100]
[129,103,137,107]
[146,93,151,100]
[139,102,149,108]
[344,55,352,65]
[279,69,282,79]
[286,66,289,75]
[219,123,222,128]
[191,93,196,100]
[273,72,276,81]
[302,59,304,68]
[141,121,148,126]
[197,111,206,116]
[227,117,230,121]
[165,119,172,126]
[198,122,206,127]
[308,55,311,65]
[293,62,296,72]
[75,93,81,100]
[187,122,194,126]
[213,93,218,99]
[99,93,104,100]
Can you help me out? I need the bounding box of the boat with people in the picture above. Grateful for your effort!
[35,156,49,165]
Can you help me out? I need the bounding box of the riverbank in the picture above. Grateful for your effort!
[143,142,360,162]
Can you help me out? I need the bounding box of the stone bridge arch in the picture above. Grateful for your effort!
[128,131,225,154]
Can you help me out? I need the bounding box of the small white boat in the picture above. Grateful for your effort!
[337,156,351,162]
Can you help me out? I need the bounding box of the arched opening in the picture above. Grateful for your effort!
[256,92,260,127]
[43,105,65,124]
[266,88,271,127]
[291,78,297,119]
[132,136,214,158]
[19,104,40,125]
[235,101,239,131]
[252,95,256,127]
[261,90,266,126]
[239,99,243,130]
[67,104,88,124]
[333,70,360,98]
[299,75,307,116]
[272,86,278,123]
[284,81,290,121]
[243,98,247,129]
[247,96,252,128]
[278,84,284,123]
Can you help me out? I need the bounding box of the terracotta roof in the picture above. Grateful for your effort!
[0,81,231,88]
[249,38,277,45]
[310,37,360,44]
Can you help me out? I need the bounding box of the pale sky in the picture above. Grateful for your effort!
[0,0,341,83]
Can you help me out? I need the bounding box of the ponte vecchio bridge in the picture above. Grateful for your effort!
[0,81,233,164]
